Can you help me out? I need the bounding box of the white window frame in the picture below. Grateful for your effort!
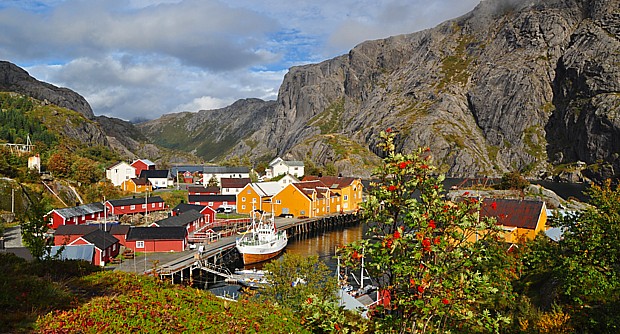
[136,241,144,248]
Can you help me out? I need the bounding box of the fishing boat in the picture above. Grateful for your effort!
[235,210,288,265]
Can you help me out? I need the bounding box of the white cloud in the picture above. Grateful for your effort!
[2,0,481,121]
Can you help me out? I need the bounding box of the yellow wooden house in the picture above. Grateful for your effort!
[121,178,152,193]
[479,198,547,243]
[302,176,364,212]
[236,181,283,215]
[271,180,340,218]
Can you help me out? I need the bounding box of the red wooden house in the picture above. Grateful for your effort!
[105,196,166,216]
[183,171,193,183]
[125,226,188,253]
[46,203,107,229]
[131,159,156,177]
[171,203,216,222]
[187,186,219,195]
[188,194,236,209]
[68,229,120,266]
[150,210,205,234]
[109,224,131,247]
[54,225,100,246]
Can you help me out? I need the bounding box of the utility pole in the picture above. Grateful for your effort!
[11,188,15,213]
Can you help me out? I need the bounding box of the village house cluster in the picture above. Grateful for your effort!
[43,157,550,268]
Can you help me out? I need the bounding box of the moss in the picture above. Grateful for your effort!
[437,34,476,90]
[443,133,466,149]
[308,98,345,134]
[523,125,546,160]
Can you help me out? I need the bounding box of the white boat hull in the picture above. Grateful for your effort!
[236,235,287,265]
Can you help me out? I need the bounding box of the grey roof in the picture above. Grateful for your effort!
[170,165,205,174]
[109,224,131,236]
[188,194,236,202]
[50,245,95,262]
[81,229,119,250]
[55,224,99,235]
[286,160,304,167]
[139,169,170,179]
[126,226,187,241]
[154,210,203,227]
[107,196,165,207]
[203,166,249,174]
[53,202,105,219]
[172,203,208,215]
[135,159,155,166]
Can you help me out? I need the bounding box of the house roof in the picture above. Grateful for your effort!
[188,194,236,203]
[187,186,219,193]
[81,229,120,250]
[170,165,205,174]
[109,224,131,236]
[55,224,100,236]
[53,202,105,220]
[203,166,250,174]
[221,177,251,188]
[139,170,170,179]
[107,196,165,207]
[285,160,304,167]
[251,182,282,197]
[133,159,155,166]
[126,226,187,241]
[129,178,151,186]
[154,210,203,227]
[480,198,545,230]
[172,203,208,215]
[302,176,359,189]
[106,161,134,170]
[50,245,95,262]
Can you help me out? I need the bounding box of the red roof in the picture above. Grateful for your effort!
[220,178,251,188]
[480,198,545,230]
[302,176,358,189]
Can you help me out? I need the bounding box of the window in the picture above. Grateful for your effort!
[247,189,251,194]
[242,197,246,202]
[301,210,306,215]
[121,206,125,210]
[142,204,146,209]
[152,203,156,208]
[252,198,256,203]
[343,195,348,201]
[136,241,144,248]
[130,205,135,210]
[242,205,246,210]
[276,200,281,204]
[208,202,213,206]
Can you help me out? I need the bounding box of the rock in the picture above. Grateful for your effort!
[0,61,94,119]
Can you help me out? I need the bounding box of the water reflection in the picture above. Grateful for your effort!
[242,224,365,272]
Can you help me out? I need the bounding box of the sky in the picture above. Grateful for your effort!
[0,0,480,121]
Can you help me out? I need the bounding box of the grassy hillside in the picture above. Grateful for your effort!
[0,253,306,333]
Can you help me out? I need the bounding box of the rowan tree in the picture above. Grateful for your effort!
[341,129,514,333]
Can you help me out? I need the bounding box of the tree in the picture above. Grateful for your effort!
[20,186,51,260]
[71,157,100,184]
[543,179,620,331]
[47,151,71,177]
[342,129,513,333]
[498,171,529,190]
[261,253,338,313]
[207,175,219,188]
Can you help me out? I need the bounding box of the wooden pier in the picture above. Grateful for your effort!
[145,212,360,286]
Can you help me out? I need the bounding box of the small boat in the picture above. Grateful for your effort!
[235,210,288,265]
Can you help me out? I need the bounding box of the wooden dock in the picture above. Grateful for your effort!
[138,212,360,285]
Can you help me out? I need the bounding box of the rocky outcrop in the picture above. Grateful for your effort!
[245,0,619,179]
[138,98,277,162]
[0,61,94,119]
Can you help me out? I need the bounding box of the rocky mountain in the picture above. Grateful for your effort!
[0,61,94,119]
[138,98,278,162]
[0,61,170,162]
[141,0,619,180]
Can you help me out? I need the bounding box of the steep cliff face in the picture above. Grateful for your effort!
[239,0,618,179]
[0,61,94,119]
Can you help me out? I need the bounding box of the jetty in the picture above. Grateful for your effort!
[118,212,360,285]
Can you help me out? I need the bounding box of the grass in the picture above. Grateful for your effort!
[0,253,306,333]
[308,98,345,135]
